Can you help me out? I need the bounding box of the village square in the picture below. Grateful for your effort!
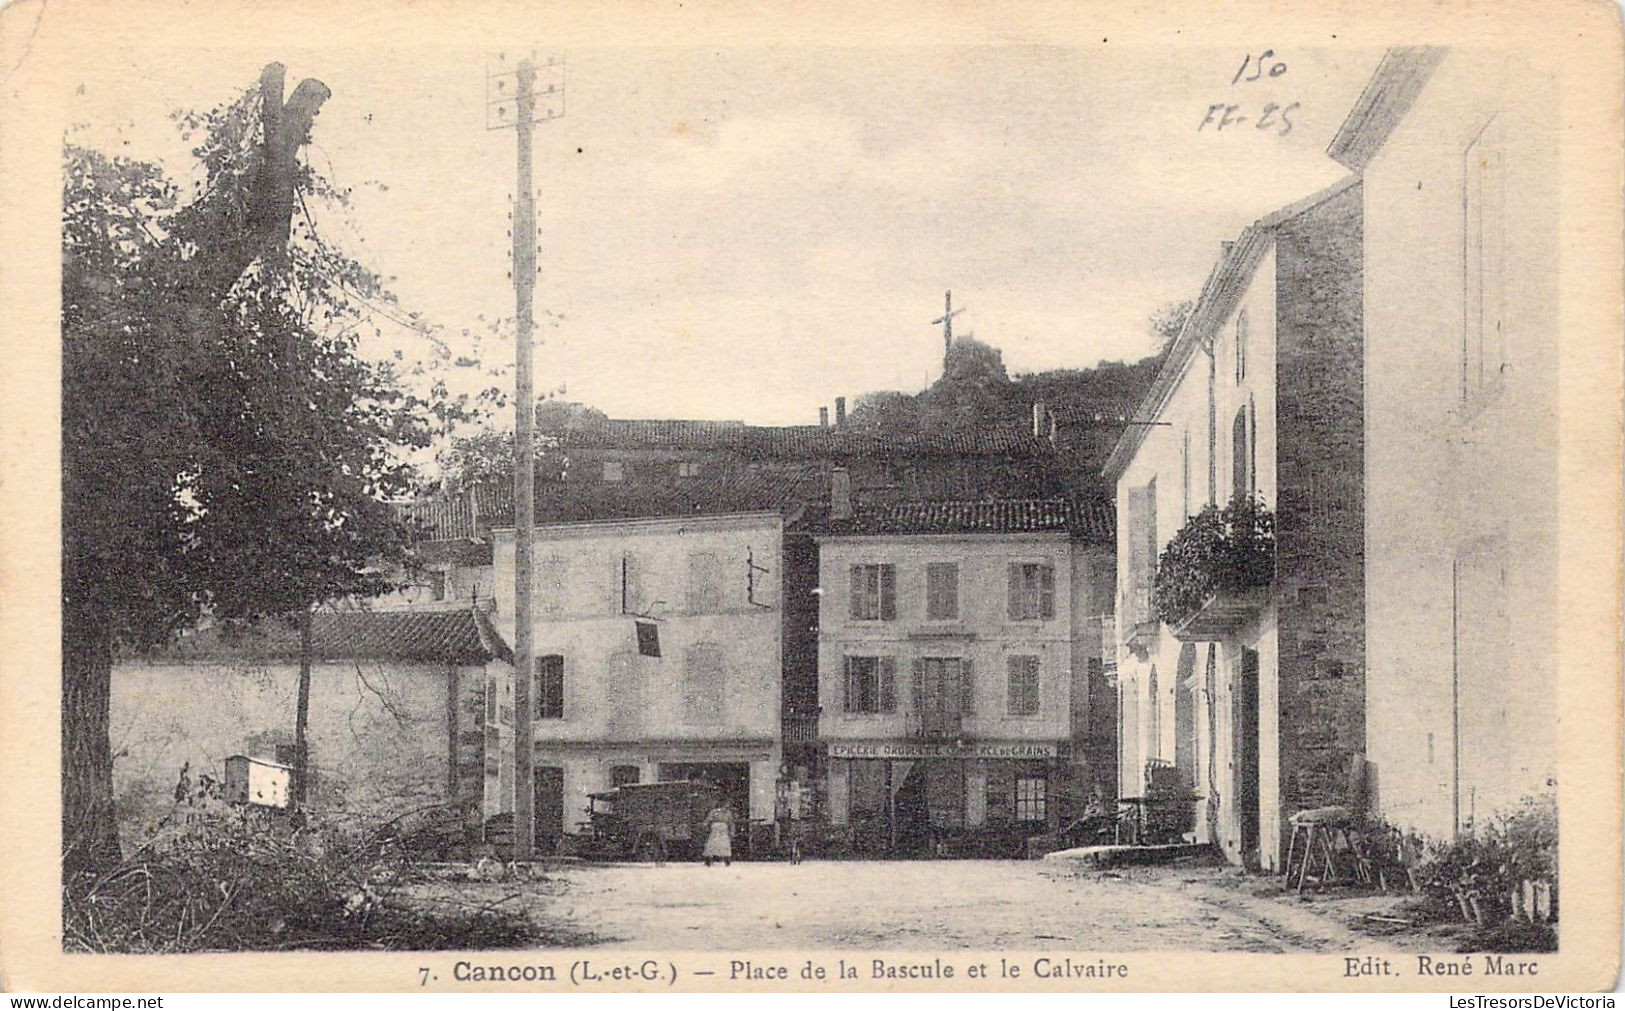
[57,42,1561,955]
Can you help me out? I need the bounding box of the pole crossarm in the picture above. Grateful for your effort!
[487,51,566,130]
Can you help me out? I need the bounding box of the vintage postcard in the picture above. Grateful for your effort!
[0,0,1620,995]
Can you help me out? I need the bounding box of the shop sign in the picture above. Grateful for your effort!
[826,740,1060,760]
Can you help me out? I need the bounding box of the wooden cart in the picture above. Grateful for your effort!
[579,780,722,862]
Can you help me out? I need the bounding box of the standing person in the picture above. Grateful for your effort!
[702,800,735,868]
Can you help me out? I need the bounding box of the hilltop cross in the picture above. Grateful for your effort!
[931,290,966,367]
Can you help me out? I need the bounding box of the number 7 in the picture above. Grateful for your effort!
[419,967,431,987]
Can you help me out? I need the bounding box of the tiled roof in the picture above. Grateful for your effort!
[475,464,823,527]
[138,608,499,665]
[543,418,1055,459]
[541,417,747,450]
[805,498,1114,541]
[395,496,477,542]
[741,425,1052,459]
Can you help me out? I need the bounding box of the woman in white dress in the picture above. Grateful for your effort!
[702,802,735,867]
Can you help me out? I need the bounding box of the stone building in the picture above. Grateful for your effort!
[485,510,789,849]
[1103,176,1365,871]
[805,489,1115,855]
[111,608,505,841]
[1329,47,1558,838]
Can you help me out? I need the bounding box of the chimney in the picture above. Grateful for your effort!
[1032,401,1047,437]
[819,406,830,428]
[830,467,852,521]
[835,397,847,427]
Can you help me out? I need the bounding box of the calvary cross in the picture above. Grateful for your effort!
[931,290,966,366]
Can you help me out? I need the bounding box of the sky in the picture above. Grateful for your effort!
[70,44,1380,426]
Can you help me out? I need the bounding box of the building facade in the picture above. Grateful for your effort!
[1329,48,1559,839]
[487,511,786,849]
[1105,177,1365,871]
[809,496,1115,855]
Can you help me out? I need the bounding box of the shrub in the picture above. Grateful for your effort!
[1153,494,1276,626]
[63,788,569,953]
[1407,792,1558,949]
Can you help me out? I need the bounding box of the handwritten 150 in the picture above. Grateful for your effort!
[1199,50,1298,136]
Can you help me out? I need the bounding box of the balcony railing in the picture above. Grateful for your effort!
[1121,586,1159,656]
[908,710,964,741]
[782,715,819,746]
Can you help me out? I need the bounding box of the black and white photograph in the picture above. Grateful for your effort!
[1,0,1620,995]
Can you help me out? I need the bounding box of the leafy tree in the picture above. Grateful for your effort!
[62,65,445,870]
[1149,299,1194,356]
[844,390,920,435]
[918,335,1014,430]
[433,400,604,493]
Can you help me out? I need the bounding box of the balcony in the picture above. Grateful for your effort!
[1170,585,1270,641]
[1153,494,1275,639]
[1121,587,1158,658]
[782,715,819,746]
[908,710,964,741]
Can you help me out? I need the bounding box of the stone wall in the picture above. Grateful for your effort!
[112,659,479,842]
[1272,181,1367,825]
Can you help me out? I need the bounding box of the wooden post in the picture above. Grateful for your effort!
[293,608,313,805]
[511,57,538,861]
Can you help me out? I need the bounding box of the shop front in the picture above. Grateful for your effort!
[825,740,1067,856]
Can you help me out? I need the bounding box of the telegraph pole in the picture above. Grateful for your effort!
[488,52,564,861]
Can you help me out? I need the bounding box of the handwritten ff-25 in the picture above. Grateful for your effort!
[1201,49,1299,135]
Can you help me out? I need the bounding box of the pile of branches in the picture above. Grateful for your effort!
[63,804,548,953]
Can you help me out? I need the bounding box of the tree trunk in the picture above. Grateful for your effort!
[62,630,121,873]
[293,608,312,805]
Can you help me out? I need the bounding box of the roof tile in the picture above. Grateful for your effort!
[804,498,1114,541]
[139,609,497,665]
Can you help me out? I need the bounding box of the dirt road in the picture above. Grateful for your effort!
[491,858,1438,951]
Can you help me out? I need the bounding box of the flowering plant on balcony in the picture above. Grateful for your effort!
[1152,494,1275,626]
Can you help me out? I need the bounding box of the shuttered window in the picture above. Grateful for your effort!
[849,563,896,621]
[913,657,972,718]
[1232,406,1250,503]
[959,657,974,715]
[535,654,565,720]
[925,562,959,620]
[1125,483,1157,624]
[686,551,723,613]
[682,642,725,724]
[618,552,648,615]
[1235,309,1249,384]
[1007,563,1056,621]
[843,656,896,714]
[1007,655,1040,715]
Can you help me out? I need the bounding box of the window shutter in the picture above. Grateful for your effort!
[911,657,925,715]
[842,656,854,714]
[1040,566,1055,619]
[959,658,975,716]
[879,657,896,713]
[1007,564,1021,620]
[1006,656,1021,714]
[1127,486,1153,620]
[879,565,896,620]
[849,566,863,620]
